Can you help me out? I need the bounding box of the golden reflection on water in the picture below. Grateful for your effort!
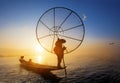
[36,55,43,63]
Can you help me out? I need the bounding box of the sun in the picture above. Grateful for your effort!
[35,45,44,52]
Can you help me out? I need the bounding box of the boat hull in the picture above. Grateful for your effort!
[20,61,64,73]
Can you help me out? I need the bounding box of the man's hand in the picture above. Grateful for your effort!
[63,46,66,50]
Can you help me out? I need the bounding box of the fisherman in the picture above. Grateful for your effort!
[28,59,32,64]
[54,38,66,68]
[19,56,26,63]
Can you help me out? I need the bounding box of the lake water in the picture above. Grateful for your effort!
[0,53,120,83]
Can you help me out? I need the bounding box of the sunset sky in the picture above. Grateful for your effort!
[0,0,120,56]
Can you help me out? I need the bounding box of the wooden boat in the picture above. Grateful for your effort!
[19,60,65,73]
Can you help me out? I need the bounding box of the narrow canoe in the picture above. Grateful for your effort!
[20,60,64,73]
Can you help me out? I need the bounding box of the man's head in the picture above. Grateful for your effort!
[57,38,66,43]
[21,56,24,59]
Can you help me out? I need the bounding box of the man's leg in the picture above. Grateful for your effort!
[57,56,62,68]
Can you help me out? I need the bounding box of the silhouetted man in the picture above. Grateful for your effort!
[19,56,26,63]
[54,38,66,68]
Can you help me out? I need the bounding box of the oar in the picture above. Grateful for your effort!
[63,56,67,75]
[63,56,67,82]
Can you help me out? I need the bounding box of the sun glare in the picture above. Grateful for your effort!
[34,45,44,63]
[35,45,44,52]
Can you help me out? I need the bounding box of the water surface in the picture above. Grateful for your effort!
[0,54,120,83]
